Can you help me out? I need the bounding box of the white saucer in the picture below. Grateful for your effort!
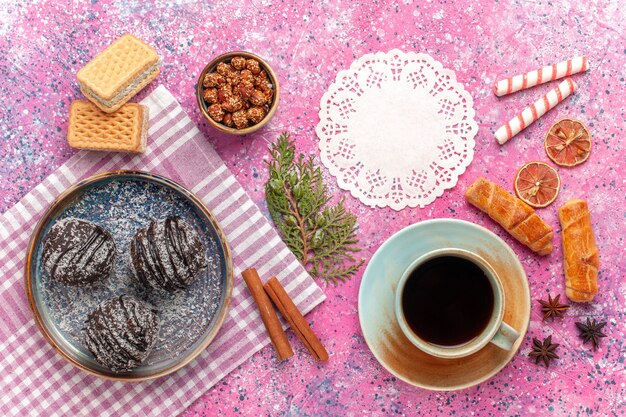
[358,219,530,391]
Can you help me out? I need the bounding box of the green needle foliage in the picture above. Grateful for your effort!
[265,133,364,285]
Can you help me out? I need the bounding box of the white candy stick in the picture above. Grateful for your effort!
[495,78,577,145]
[493,56,588,97]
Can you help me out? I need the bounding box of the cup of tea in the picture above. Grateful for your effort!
[394,248,520,359]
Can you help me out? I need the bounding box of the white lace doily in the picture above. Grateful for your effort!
[316,50,478,210]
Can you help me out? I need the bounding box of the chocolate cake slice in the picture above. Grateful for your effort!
[42,218,116,286]
[84,295,159,373]
[130,217,207,292]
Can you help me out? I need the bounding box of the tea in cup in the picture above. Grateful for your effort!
[395,248,519,359]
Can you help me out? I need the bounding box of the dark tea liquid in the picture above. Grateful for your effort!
[401,255,494,346]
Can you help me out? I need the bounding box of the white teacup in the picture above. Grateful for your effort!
[395,248,520,359]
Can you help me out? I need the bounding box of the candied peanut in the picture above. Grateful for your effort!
[222,113,234,127]
[247,106,267,124]
[216,62,234,76]
[228,73,242,86]
[238,82,254,100]
[203,88,218,104]
[203,72,224,88]
[232,110,249,129]
[255,70,268,82]
[217,85,232,103]
[246,59,261,74]
[257,82,273,100]
[231,56,246,70]
[249,89,268,106]
[207,103,225,122]
[221,95,244,112]
[240,69,254,83]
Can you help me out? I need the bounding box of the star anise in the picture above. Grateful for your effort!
[529,335,559,367]
[538,294,570,321]
[575,318,607,350]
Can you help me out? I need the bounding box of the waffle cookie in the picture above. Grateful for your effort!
[77,34,160,113]
[67,100,149,153]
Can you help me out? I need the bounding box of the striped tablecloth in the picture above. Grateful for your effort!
[0,85,326,417]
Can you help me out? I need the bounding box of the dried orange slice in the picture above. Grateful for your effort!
[514,161,561,208]
[544,119,591,167]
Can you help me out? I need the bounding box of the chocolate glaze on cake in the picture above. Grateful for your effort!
[84,295,159,373]
[130,217,207,292]
[42,217,116,286]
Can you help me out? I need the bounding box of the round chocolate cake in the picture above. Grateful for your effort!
[42,217,116,286]
[84,295,159,373]
[130,217,207,292]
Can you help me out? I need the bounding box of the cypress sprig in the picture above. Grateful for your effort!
[265,133,364,284]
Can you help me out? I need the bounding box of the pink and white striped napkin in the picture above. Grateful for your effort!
[0,85,325,417]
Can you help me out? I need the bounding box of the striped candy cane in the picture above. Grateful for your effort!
[493,56,588,97]
[495,78,577,145]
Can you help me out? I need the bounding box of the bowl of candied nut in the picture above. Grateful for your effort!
[196,51,279,135]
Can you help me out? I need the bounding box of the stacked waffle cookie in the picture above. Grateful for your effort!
[69,34,160,153]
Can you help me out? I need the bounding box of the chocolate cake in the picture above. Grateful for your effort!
[84,295,159,373]
[130,217,207,292]
[42,217,116,286]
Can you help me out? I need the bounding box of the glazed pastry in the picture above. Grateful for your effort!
[558,199,599,302]
[130,217,207,291]
[84,295,159,373]
[42,218,116,285]
[465,177,553,255]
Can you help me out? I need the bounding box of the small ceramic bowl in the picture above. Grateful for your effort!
[196,51,280,135]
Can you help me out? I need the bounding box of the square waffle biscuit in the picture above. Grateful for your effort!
[77,34,160,113]
[67,100,149,153]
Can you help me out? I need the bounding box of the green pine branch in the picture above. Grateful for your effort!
[265,132,364,285]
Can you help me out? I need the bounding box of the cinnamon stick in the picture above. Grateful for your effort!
[263,277,329,361]
[242,268,293,361]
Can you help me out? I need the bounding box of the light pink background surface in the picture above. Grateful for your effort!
[1,1,624,416]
